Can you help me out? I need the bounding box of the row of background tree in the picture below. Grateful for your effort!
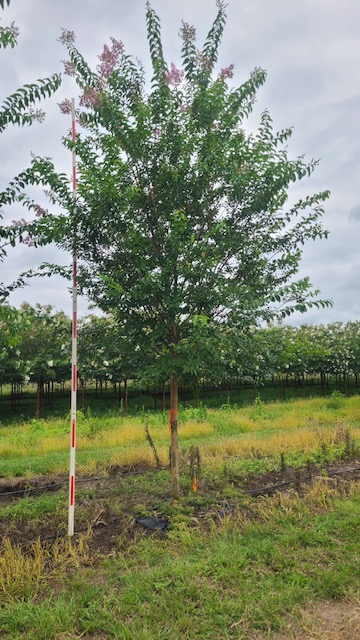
[1,303,360,414]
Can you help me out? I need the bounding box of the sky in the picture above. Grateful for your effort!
[1,0,360,325]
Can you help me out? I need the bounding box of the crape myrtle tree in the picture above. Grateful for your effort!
[18,303,71,417]
[77,315,133,408]
[2,2,331,497]
[0,0,61,300]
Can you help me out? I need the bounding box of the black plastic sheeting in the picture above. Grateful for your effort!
[135,516,167,531]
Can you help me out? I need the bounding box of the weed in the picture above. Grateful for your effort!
[254,393,265,416]
[327,389,346,410]
[29,419,44,433]
[0,529,95,608]
[182,401,208,423]
[219,403,232,412]
[280,451,287,477]
[340,428,358,460]
[145,422,161,468]
[320,442,330,463]
[0,538,45,603]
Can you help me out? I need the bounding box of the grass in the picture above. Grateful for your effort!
[0,481,359,639]
[0,394,359,638]
[0,395,359,478]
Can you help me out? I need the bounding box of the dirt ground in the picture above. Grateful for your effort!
[0,458,359,553]
[249,599,360,640]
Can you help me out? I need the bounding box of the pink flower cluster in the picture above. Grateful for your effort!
[165,62,184,86]
[80,88,101,109]
[23,236,36,247]
[196,53,213,72]
[58,37,124,116]
[62,59,76,76]
[28,108,45,123]
[12,218,28,227]
[110,37,124,56]
[97,37,124,78]
[58,29,76,46]
[58,99,72,115]
[179,21,196,42]
[44,189,56,201]
[33,204,48,218]
[220,64,234,79]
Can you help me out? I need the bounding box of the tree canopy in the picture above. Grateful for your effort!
[0,1,331,495]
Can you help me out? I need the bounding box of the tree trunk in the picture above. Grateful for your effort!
[36,382,41,419]
[124,378,128,412]
[320,371,327,396]
[81,380,85,413]
[162,384,166,412]
[114,382,118,407]
[195,386,200,408]
[169,375,180,500]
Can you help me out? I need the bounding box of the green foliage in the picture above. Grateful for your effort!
[327,389,346,410]
[16,303,71,386]
[180,401,208,423]
[1,4,331,390]
[0,20,18,49]
[2,309,360,401]
[0,0,61,300]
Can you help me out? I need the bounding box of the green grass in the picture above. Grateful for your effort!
[1,377,359,426]
[0,485,359,639]
[0,395,359,638]
[0,395,359,478]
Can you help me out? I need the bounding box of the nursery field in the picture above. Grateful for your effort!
[0,395,360,639]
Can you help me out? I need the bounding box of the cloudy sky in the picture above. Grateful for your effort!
[1,0,360,325]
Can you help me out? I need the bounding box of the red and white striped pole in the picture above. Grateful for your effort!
[68,97,77,536]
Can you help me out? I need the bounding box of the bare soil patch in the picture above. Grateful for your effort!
[251,599,360,639]
[0,458,359,555]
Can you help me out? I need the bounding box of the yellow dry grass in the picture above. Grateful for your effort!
[0,417,215,459]
[0,531,93,604]
[202,425,360,463]
[0,538,45,603]
[0,396,359,472]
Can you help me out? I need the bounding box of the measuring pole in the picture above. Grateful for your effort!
[68,98,77,536]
